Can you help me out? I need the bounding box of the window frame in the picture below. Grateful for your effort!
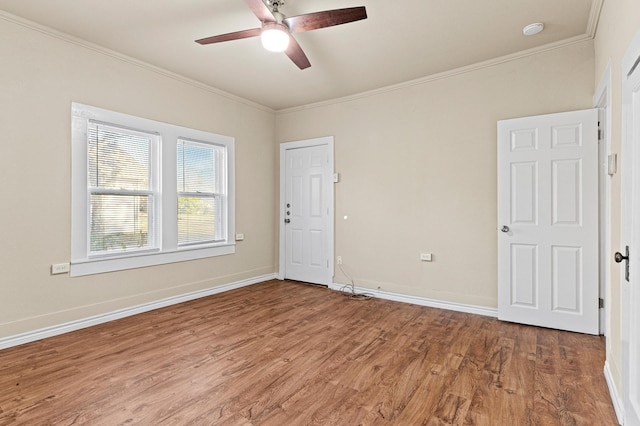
[71,103,235,277]
[176,138,227,247]
[86,121,160,257]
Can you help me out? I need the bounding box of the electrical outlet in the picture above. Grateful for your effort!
[337,256,342,265]
[420,253,433,262]
[235,233,245,241]
[51,263,70,275]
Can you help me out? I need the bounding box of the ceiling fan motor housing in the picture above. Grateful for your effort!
[268,0,284,13]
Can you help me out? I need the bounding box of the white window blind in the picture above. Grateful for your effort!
[87,122,158,255]
[177,139,225,246]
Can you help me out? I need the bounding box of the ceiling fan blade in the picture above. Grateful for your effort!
[196,28,261,45]
[284,6,367,33]
[285,36,311,70]
[244,0,275,23]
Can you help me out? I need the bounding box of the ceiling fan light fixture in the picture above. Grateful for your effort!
[261,23,290,52]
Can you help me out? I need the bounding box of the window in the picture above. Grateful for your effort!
[177,140,226,246]
[71,103,235,276]
[87,122,159,255]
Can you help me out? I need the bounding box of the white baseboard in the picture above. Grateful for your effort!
[329,283,498,318]
[604,361,624,425]
[0,273,276,351]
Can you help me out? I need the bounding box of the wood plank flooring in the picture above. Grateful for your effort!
[0,280,617,425]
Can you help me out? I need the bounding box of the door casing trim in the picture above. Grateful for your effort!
[594,62,611,337]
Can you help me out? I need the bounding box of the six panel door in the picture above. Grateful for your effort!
[497,109,599,335]
[284,144,331,285]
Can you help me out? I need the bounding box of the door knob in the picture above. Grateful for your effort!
[500,225,510,233]
[284,218,290,224]
[614,250,628,263]
[615,246,630,282]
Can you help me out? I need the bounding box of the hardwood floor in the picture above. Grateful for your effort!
[0,280,617,425]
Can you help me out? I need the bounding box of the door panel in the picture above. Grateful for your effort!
[498,109,598,335]
[310,174,322,216]
[511,162,538,224]
[511,244,538,307]
[551,246,581,312]
[552,159,581,225]
[291,229,303,265]
[310,230,322,267]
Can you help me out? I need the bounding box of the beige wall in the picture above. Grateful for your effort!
[276,41,595,307]
[0,17,277,337]
[593,0,640,403]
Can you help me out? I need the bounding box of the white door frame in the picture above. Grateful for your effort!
[594,62,612,337]
[278,136,335,284]
[621,29,640,426]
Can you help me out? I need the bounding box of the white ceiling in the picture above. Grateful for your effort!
[0,0,600,110]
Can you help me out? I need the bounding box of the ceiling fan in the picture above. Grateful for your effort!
[195,0,367,70]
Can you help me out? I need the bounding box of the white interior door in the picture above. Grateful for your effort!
[621,30,640,426]
[497,109,599,335]
[280,138,334,285]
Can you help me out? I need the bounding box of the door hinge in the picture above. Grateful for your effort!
[599,298,604,309]
[598,128,603,141]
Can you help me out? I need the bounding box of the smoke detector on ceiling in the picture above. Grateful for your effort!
[523,23,544,36]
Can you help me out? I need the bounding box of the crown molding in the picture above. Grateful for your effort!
[586,0,604,38]
[277,34,594,115]
[0,10,275,114]
[1,5,602,117]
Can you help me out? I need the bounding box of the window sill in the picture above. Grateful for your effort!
[70,243,235,277]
